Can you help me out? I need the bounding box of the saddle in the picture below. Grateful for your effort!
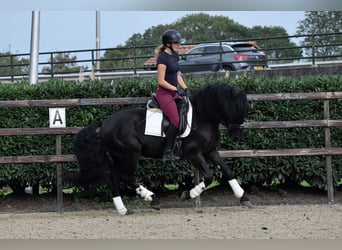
[147,93,190,136]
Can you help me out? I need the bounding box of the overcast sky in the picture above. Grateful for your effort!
[0,11,306,54]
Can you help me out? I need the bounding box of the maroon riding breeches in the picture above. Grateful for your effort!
[156,86,180,128]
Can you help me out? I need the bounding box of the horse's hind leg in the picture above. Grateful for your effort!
[110,166,130,215]
[136,184,160,210]
[111,154,160,214]
[122,173,160,211]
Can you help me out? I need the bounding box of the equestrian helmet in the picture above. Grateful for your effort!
[162,29,182,45]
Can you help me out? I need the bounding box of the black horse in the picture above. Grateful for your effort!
[64,83,250,215]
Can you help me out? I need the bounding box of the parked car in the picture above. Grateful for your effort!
[179,41,268,73]
[143,44,196,70]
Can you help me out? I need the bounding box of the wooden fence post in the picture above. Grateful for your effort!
[194,170,201,208]
[324,100,334,203]
[56,135,63,213]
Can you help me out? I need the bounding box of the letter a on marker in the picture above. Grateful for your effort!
[53,110,63,125]
[49,108,66,128]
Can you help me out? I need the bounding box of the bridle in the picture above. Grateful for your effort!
[226,123,244,130]
[230,124,244,129]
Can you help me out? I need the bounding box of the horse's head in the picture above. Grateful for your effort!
[224,86,248,142]
[191,83,249,141]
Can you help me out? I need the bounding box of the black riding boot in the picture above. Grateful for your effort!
[163,124,180,161]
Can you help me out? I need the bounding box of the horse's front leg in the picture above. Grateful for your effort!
[181,154,214,200]
[207,150,251,207]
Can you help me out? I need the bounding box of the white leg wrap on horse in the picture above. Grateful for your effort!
[136,185,154,201]
[189,181,206,198]
[113,196,128,215]
[228,179,244,198]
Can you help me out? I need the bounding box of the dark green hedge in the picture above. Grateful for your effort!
[0,74,342,194]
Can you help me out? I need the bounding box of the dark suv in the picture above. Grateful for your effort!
[179,42,268,73]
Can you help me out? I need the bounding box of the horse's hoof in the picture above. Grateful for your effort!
[180,191,191,201]
[240,196,253,208]
[117,209,134,215]
[126,209,135,215]
[150,199,160,210]
[241,200,253,207]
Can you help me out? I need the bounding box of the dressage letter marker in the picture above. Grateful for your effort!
[49,108,66,128]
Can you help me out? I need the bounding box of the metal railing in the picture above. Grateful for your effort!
[0,32,342,83]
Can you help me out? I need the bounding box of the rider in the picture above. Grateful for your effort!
[155,29,190,161]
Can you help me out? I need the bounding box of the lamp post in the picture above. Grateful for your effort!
[29,11,40,84]
[95,11,101,77]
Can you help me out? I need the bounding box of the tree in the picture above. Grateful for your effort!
[249,26,302,64]
[101,13,253,72]
[101,12,303,70]
[296,11,342,61]
[100,45,140,72]
[0,52,29,77]
[174,13,250,43]
[125,13,250,46]
[42,52,88,74]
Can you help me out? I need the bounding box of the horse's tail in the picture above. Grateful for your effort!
[63,120,112,187]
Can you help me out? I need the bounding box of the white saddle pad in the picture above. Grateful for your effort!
[144,101,192,138]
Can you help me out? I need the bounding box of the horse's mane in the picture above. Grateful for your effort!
[190,83,248,127]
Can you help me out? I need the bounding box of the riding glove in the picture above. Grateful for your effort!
[177,87,191,97]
